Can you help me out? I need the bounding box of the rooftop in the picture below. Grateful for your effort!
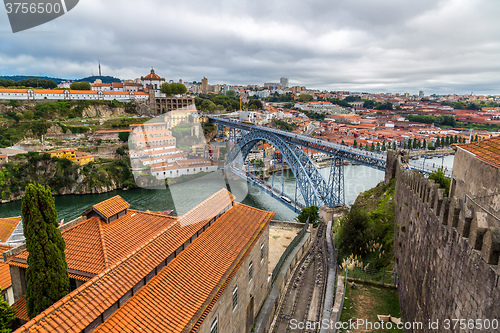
[12,189,265,332]
[456,135,500,168]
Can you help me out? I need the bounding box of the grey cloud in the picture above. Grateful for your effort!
[0,0,499,94]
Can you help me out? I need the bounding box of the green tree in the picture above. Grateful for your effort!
[376,142,380,151]
[370,143,375,151]
[338,207,369,256]
[118,131,130,142]
[474,134,478,142]
[0,288,14,332]
[392,142,397,150]
[70,82,91,90]
[226,90,236,97]
[454,135,458,144]
[23,110,35,120]
[403,142,407,150]
[295,206,319,224]
[428,168,450,195]
[382,141,386,151]
[435,137,441,148]
[22,184,69,319]
[341,139,346,146]
[298,94,313,102]
[423,139,427,149]
[353,139,357,148]
[170,82,187,95]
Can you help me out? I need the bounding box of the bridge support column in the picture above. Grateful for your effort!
[328,158,345,207]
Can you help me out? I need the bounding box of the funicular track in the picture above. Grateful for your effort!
[272,224,329,333]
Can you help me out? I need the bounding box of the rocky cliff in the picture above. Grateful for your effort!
[0,153,136,203]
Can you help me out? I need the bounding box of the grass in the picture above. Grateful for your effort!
[339,281,402,332]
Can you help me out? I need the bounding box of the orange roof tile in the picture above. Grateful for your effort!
[95,203,274,333]
[456,135,500,168]
[0,217,21,243]
[12,296,29,322]
[91,195,130,219]
[10,210,178,276]
[14,190,241,332]
[0,245,13,290]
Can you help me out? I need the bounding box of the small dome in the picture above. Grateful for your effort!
[144,68,161,80]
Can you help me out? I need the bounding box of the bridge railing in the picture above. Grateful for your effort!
[208,116,387,161]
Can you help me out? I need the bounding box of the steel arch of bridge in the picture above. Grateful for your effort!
[226,129,344,207]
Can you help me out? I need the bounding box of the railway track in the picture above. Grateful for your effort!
[271,224,329,333]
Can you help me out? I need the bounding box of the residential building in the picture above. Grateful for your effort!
[0,154,7,164]
[46,149,94,165]
[7,190,274,333]
[0,216,24,305]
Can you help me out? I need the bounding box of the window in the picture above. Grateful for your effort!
[232,285,238,310]
[260,243,265,261]
[210,317,218,333]
[249,261,253,281]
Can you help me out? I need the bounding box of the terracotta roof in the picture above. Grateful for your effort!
[95,203,274,333]
[91,195,130,219]
[9,210,178,276]
[0,217,21,243]
[178,189,235,227]
[0,245,13,290]
[12,297,29,322]
[13,191,238,332]
[456,135,500,168]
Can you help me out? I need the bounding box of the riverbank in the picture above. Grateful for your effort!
[0,152,136,204]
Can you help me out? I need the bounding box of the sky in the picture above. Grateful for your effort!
[1,0,499,95]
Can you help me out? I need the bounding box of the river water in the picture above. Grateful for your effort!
[0,155,455,222]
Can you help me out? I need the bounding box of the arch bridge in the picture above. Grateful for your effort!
[208,116,449,210]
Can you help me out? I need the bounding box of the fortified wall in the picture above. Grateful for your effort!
[392,151,500,331]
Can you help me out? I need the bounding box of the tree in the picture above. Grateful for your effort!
[376,142,380,151]
[341,139,346,146]
[403,142,407,150]
[338,207,369,256]
[298,94,313,102]
[454,135,458,144]
[445,136,450,146]
[22,184,69,319]
[295,206,319,224]
[392,142,397,150]
[382,141,386,151]
[370,143,375,151]
[474,134,478,142]
[353,139,358,148]
[118,131,130,142]
[70,82,91,90]
[170,82,187,95]
[226,90,236,97]
[435,137,441,148]
[0,288,14,332]
[428,168,450,195]
[423,139,427,149]
[160,82,187,95]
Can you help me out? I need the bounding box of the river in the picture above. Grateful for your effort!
[0,155,455,222]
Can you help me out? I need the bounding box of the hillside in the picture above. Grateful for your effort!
[0,75,122,84]
[335,178,396,270]
[0,152,137,203]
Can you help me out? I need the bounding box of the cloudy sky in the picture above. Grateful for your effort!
[1,0,499,94]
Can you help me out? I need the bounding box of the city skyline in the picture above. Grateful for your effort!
[1,0,499,95]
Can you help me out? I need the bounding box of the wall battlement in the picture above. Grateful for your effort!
[397,160,500,269]
[393,153,500,330]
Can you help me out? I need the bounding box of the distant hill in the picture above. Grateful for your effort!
[76,76,122,84]
[0,75,123,85]
[0,75,66,84]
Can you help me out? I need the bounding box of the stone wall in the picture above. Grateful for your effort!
[394,158,500,332]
